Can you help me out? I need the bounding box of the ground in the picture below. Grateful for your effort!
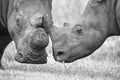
[0,0,120,80]
[0,36,120,80]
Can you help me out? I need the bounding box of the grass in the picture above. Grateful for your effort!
[0,36,120,80]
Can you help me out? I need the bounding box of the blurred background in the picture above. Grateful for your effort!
[0,0,120,80]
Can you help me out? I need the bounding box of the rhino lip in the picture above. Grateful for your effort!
[24,50,47,62]
[15,48,47,64]
[54,50,76,63]
[15,52,25,63]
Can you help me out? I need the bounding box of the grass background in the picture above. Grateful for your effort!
[0,0,120,80]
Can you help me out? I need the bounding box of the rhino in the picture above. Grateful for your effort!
[44,0,120,63]
[0,0,52,68]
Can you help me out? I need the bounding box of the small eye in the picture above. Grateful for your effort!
[91,0,106,5]
[63,22,70,27]
[76,28,82,34]
[97,0,106,3]
[72,24,83,35]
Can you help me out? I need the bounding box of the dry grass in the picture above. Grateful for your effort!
[0,0,120,80]
[1,37,120,80]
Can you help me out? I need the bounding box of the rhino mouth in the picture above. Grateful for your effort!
[14,31,48,64]
[15,49,47,64]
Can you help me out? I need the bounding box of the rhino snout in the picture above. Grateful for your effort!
[30,29,49,51]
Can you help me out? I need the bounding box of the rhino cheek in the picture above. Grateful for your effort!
[27,50,47,63]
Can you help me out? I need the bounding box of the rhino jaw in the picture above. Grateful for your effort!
[15,49,48,64]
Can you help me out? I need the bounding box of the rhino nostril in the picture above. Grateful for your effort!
[17,53,23,58]
[57,51,64,56]
[54,51,66,62]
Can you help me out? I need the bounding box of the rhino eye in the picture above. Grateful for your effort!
[72,24,83,36]
[63,22,70,27]
[97,0,106,3]
[91,0,106,5]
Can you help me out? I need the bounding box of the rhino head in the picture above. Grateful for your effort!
[8,0,52,64]
[44,0,120,63]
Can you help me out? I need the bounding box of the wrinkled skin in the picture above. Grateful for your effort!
[44,0,120,63]
[7,0,52,64]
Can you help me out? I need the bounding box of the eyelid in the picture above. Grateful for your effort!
[97,0,102,2]
[72,24,83,35]
[91,0,102,5]
[92,0,106,4]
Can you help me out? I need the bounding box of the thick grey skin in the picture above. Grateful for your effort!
[0,0,52,68]
[44,0,120,63]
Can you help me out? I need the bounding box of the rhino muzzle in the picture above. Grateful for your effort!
[14,14,50,64]
[30,28,49,51]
